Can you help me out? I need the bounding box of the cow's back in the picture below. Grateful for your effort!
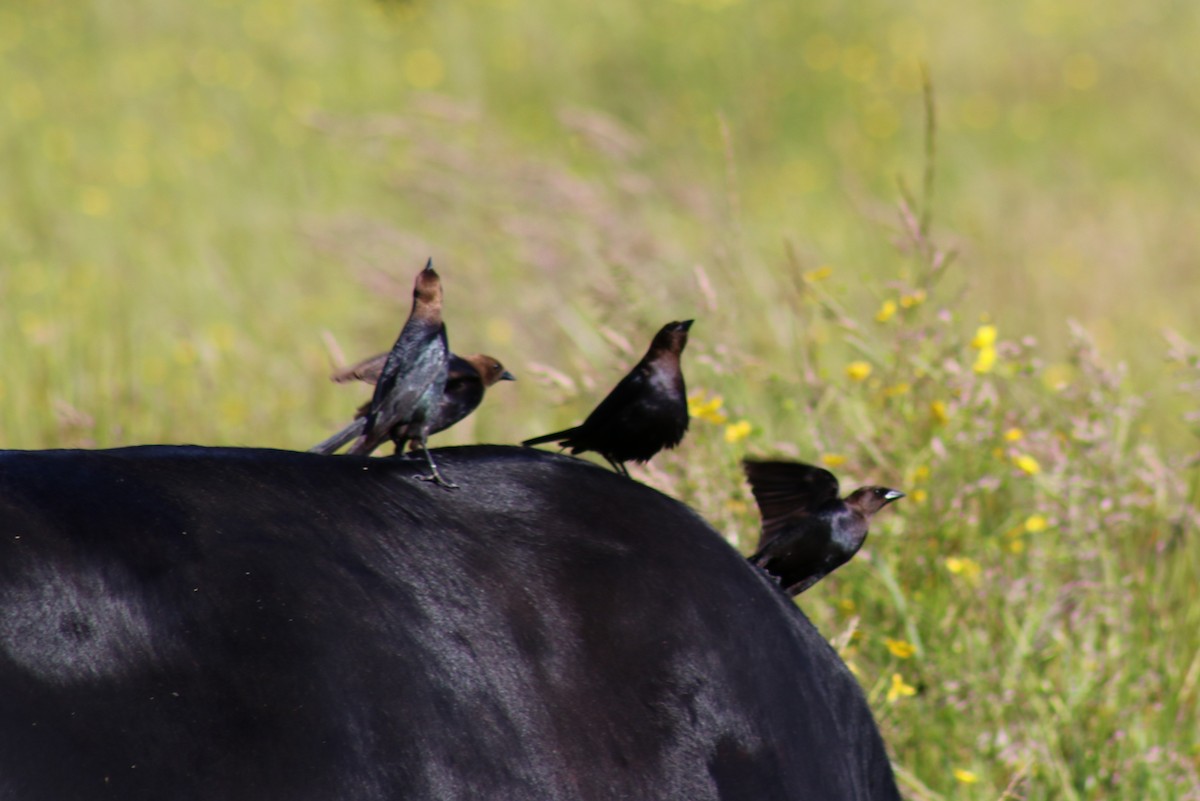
[0,445,899,801]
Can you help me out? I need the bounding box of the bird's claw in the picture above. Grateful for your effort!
[414,471,459,490]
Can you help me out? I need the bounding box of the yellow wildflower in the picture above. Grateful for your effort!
[884,638,916,659]
[875,299,897,323]
[971,324,997,349]
[973,346,997,374]
[820,453,848,468]
[688,391,728,424]
[846,361,872,382]
[1004,427,1023,442]
[899,289,927,308]
[838,598,857,614]
[954,769,979,784]
[929,400,949,424]
[911,489,928,504]
[724,420,752,444]
[945,556,981,581]
[1008,538,1026,554]
[803,265,833,283]
[1013,454,1041,475]
[886,672,916,702]
[912,465,930,483]
[884,382,910,398]
[1024,514,1048,533]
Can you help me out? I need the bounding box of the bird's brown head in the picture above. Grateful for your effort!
[649,319,694,356]
[411,258,443,316]
[845,486,905,517]
[462,353,517,387]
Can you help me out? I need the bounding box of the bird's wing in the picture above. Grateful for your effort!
[444,354,475,382]
[331,353,389,385]
[743,460,841,538]
[365,325,448,432]
[749,516,831,591]
[579,366,650,431]
[787,542,859,595]
[427,366,486,437]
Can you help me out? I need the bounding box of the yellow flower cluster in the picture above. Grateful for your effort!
[688,391,751,445]
[1004,513,1049,555]
[688,391,727,424]
[971,324,998,374]
[886,672,916,702]
[875,299,897,323]
[724,420,752,444]
[875,290,926,323]
[945,556,981,581]
[954,769,979,784]
[1012,453,1041,475]
[884,637,915,659]
[845,361,872,382]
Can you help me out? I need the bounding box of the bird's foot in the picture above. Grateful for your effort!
[748,561,783,585]
[411,443,457,489]
[414,471,459,490]
[603,456,630,478]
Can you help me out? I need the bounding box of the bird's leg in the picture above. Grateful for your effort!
[412,438,458,489]
[604,456,629,478]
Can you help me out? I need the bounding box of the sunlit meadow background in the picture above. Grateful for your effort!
[3,0,1200,797]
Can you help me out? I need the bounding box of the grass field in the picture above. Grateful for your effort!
[3,0,1200,797]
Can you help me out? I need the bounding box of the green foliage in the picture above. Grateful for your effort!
[3,0,1200,798]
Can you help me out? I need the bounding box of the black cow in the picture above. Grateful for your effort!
[0,445,899,801]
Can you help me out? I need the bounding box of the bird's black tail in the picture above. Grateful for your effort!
[521,427,579,448]
[309,418,367,455]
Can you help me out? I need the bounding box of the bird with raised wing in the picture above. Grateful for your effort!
[744,459,903,595]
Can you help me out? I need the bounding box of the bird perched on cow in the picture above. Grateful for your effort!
[522,319,693,477]
[743,459,904,595]
[336,259,453,486]
[310,353,515,456]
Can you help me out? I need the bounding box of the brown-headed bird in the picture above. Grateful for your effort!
[743,459,903,595]
[521,320,693,477]
[344,259,453,485]
[310,353,515,455]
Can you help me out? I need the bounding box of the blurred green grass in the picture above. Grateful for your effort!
[3,0,1200,797]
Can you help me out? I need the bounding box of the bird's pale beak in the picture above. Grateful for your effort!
[500,370,517,381]
[884,490,905,501]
